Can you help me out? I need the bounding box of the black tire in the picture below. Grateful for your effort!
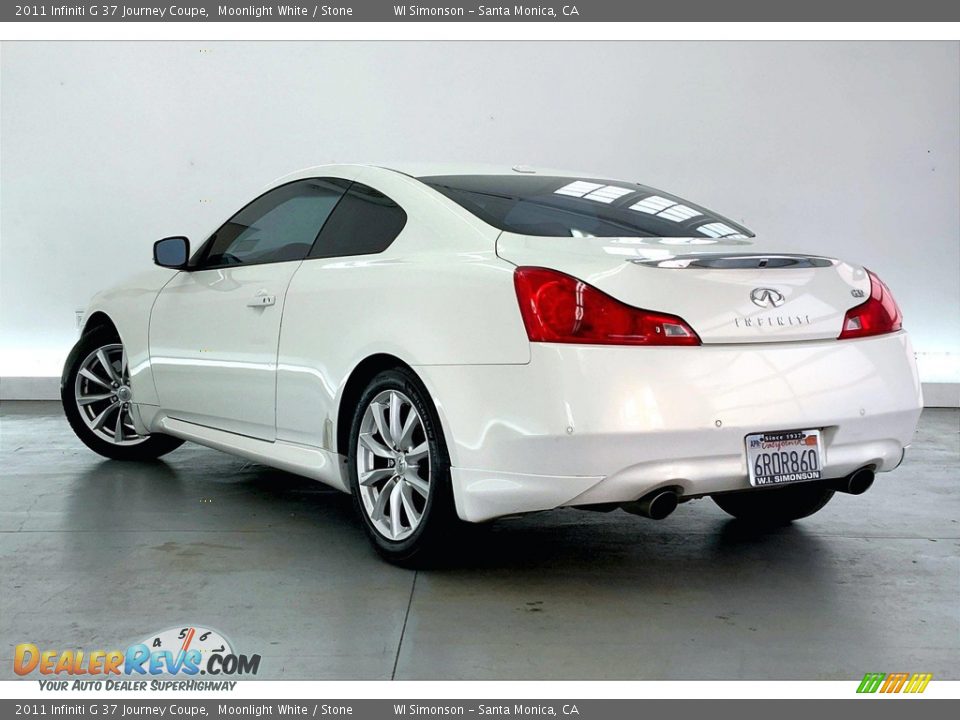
[61,326,184,461]
[712,483,835,525]
[347,367,461,566]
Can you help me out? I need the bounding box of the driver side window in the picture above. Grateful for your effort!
[200,177,350,269]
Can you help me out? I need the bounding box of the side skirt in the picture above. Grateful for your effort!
[157,415,350,492]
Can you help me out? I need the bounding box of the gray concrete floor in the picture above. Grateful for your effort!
[1,401,957,680]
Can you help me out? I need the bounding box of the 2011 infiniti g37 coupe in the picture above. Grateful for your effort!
[62,163,922,563]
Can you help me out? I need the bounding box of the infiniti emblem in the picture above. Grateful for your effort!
[750,287,785,308]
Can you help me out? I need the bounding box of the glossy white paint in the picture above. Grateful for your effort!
[274,166,529,451]
[497,234,872,344]
[150,261,303,440]
[421,334,921,521]
[81,268,177,406]
[77,163,924,523]
[159,416,349,492]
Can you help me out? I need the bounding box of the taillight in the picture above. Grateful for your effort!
[513,266,700,346]
[838,269,903,339]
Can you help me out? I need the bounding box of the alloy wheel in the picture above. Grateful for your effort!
[356,389,432,541]
[73,343,146,446]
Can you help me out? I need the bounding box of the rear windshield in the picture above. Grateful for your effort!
[419,174,753,239]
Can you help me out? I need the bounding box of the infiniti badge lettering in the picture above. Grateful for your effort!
[734,314,811,328]
[750,287,785,308]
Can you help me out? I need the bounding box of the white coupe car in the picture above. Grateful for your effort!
[62,163,923,563]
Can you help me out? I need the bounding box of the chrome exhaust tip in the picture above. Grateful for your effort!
[622,489,679,520]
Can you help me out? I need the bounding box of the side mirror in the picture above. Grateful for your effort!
[153,236,190,269]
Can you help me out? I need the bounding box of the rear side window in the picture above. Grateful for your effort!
[200,178,350,269]
[419,175,753,239]
[308,182,407,259]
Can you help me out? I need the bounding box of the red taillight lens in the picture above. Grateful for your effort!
[513,266,700,346]
[838,269,903,339]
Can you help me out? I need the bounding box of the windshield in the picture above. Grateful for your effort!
[419,174,753,239]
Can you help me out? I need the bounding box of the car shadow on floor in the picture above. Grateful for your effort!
[41,452,880,681]
[64,453,836,586]
[9,404,952,680]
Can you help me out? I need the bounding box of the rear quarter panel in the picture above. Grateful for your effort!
[275,167,530,450]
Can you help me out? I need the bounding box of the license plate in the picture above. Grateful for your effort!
[745,429,823,487]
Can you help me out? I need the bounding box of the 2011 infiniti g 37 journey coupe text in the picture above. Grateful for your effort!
[62,164,923,563]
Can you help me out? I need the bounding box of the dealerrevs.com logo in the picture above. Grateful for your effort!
[15,626,261,687]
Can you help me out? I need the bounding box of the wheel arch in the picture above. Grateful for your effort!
[81,311,120,338]
[335,354,452,463]
[336,354,411,456]
[61,312,122,390]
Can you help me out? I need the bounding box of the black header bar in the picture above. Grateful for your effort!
[5,0,960,22]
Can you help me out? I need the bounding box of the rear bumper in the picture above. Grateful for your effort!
[416,332,922,522]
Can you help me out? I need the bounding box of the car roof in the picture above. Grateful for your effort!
[273,162,596,185]
[376,162,591,179]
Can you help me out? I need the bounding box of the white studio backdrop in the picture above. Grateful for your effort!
[1,41,958,402]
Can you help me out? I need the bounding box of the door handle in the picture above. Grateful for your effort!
[247,291,276,308]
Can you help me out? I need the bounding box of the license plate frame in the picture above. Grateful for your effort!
[745,429,824,487]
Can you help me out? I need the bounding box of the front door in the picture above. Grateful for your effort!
[149,177,350,440]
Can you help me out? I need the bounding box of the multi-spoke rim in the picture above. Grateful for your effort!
[74,343,146,446]
[356,389,432,542]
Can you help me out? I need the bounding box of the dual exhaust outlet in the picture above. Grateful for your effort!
[622,467,876,520]
[828,467,875,496]
[622,488,680,521]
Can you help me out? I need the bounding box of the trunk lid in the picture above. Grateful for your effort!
[496,233,870,344]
